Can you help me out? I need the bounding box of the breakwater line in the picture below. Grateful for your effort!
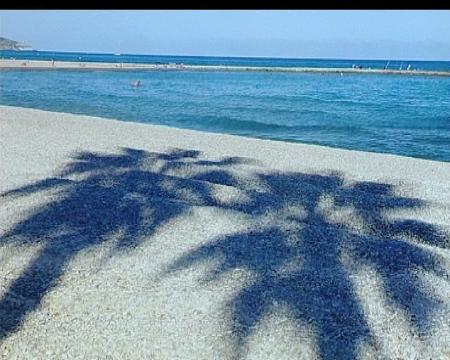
[1,59,450,77]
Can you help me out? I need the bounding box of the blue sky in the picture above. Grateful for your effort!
[1,10,449,60]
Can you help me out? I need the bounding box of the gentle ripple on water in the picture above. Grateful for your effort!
[0,69,449,162]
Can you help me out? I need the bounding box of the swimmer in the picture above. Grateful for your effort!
[131,80,141,88]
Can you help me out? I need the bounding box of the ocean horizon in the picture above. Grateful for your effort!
[1,51,449,162]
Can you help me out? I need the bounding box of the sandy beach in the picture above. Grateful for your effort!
[1,59,450,77]
[1,105,450,359]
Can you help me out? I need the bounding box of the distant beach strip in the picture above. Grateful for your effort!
[1,59,450,77]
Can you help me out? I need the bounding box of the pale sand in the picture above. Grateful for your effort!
[1,105,449,359]
[1,59,450,77]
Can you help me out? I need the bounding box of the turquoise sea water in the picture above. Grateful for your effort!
[1,53,449,162]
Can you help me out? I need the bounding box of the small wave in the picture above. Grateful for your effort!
[185,115,362,135]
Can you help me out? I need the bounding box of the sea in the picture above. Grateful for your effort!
[1,50,449,162]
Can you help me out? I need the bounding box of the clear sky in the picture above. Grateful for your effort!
[1,10,449,60]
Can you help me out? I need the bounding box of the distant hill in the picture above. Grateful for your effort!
[0,37,32,50]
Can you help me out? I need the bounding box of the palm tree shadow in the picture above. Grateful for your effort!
[1,146,448,359]
[166,171,449,359]
[0,147,250,341]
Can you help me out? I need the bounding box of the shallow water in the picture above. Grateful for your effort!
[1,69,449,162]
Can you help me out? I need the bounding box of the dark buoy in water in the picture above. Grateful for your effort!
[131,80,141,88]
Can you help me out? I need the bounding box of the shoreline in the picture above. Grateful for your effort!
[1,59,450,77]
[2,105,449,183]
[1,105,448,166]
